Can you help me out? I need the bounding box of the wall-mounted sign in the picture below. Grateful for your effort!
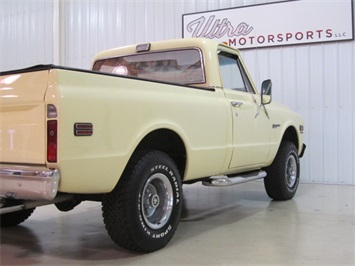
[182,0,354,49]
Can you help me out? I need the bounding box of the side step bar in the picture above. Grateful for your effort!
[202,171,266,187]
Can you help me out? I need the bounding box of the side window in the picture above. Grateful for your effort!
[218,51,254,93]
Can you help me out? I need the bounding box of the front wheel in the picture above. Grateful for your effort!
[264,141,300,200]
[102,151,182,252]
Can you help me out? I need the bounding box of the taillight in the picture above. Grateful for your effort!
[47,120,57,162]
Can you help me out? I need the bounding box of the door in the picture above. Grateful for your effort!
[218,51,271,169]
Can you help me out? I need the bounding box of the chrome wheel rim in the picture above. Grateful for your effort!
[141,173,173,230]
[286,155,297,188]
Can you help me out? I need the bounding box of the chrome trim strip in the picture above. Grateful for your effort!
[0,165,60,201]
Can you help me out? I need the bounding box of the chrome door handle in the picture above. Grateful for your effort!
[231,101,243,107]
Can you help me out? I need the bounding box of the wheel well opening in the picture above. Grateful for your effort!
[282,126,299,149]
[135,129,187,179]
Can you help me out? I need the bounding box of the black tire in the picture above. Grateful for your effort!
[102,150,182,252]
[264,141,300,200]
[0,207,35,227]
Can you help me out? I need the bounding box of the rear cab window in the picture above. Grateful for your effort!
[93,49,205,85]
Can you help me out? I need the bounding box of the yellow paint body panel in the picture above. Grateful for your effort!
[0,71,47,164]
[46,68,231,193]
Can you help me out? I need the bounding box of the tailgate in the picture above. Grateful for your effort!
[0,70,48,164]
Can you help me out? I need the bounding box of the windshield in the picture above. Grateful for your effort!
[93,49,205,85]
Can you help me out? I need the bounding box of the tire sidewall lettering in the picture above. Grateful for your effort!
[138,162,181,240]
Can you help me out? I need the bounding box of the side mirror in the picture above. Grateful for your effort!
[261,79,272,105]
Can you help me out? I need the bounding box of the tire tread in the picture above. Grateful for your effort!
[102,150,181,252]
[264,141,300,201]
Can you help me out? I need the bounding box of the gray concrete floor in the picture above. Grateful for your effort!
[0,182,354,265]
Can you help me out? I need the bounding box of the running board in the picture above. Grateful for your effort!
[202,171,266,187]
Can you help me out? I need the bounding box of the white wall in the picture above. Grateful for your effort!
[0,0,55,70]
[1,0,354,185]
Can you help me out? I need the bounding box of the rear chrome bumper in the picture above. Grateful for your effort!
[0,164,60,201]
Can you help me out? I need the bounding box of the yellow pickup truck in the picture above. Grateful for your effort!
[0,38,305,252]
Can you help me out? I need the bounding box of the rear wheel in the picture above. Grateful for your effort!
[264,141,300,200]
[102,150,182,252]
[0,201,35,227]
